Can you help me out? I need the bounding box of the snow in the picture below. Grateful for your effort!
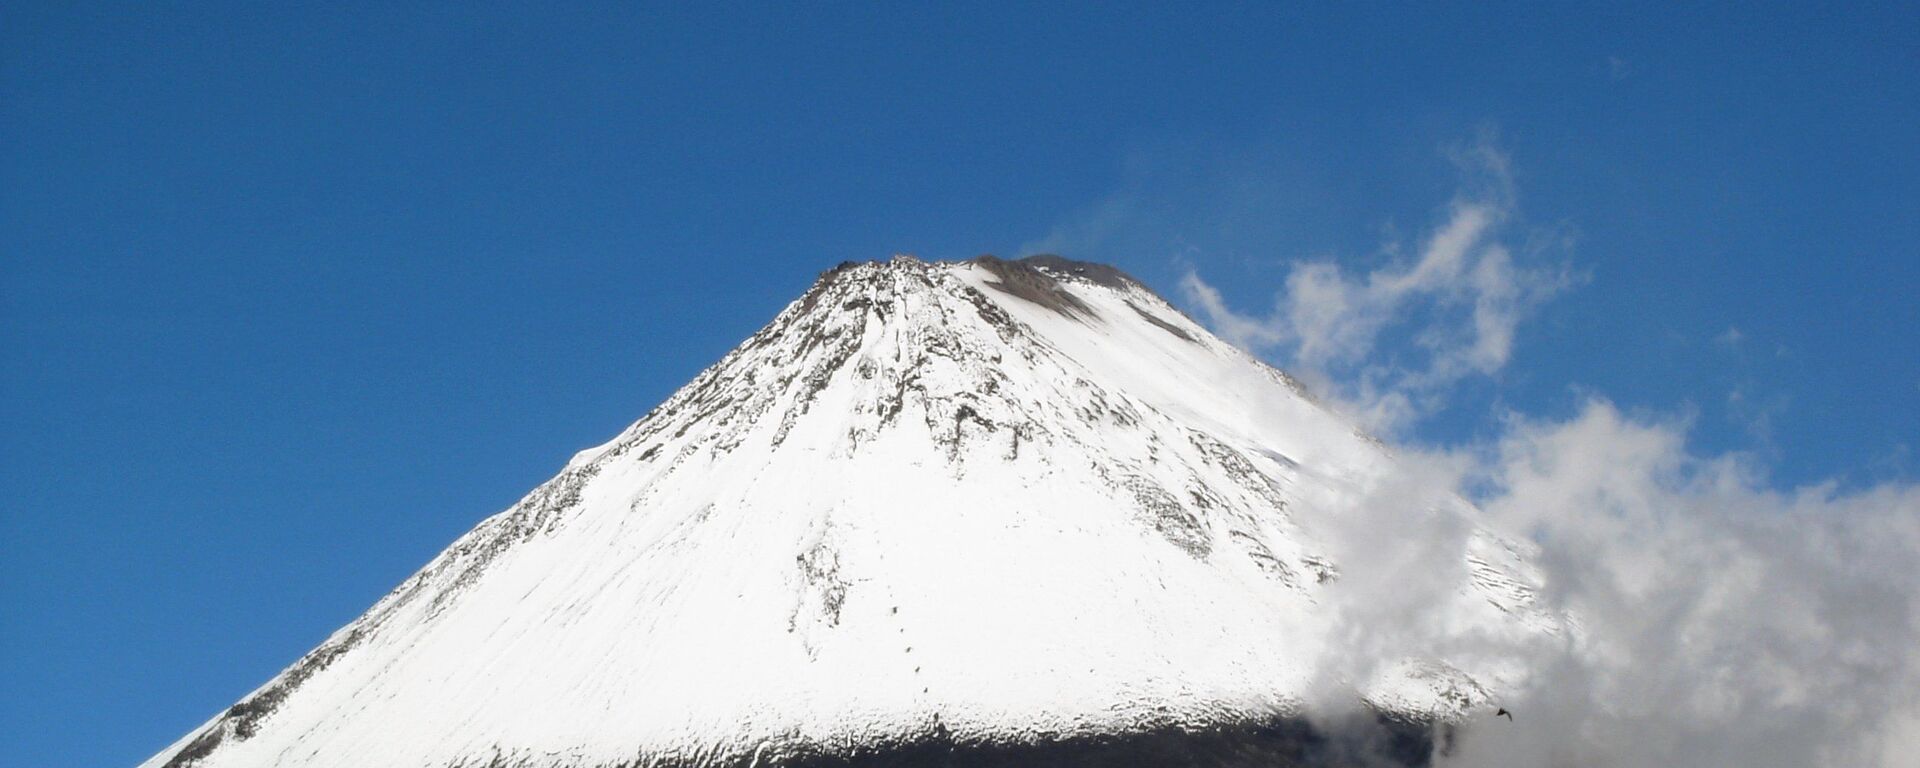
[146,256,1557,768]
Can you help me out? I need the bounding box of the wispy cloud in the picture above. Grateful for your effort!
[1607,55,1635,81]
[1017,192,1137,260]
[1180,135,1577,432]
[1726,384,1789,448]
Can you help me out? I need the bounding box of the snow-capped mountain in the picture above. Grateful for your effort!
[146,255,1553,768]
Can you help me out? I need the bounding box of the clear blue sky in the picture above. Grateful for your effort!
[3,3,1915,765]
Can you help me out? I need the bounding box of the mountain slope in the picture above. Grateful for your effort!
[146,255,1552,768]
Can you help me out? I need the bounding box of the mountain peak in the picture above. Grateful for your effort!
[147,255,1555,768]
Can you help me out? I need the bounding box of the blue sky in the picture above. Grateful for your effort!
[3,3,1916,766]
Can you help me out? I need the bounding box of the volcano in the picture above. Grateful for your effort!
[146,255,1553,768]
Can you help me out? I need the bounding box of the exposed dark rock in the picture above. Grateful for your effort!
[969,256,1100,320]
[1231,530,1298,585]
[1117,473,1212,558]
[1015,254,1144,292]
[1302,556,1340,585]
[1127,300,1197,342]
[445,714,1441,768]
[161,625,370,768]
[794,535,850,632]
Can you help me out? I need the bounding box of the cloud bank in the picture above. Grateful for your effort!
[1434,402,1920,767]
[1162,143,1920,767]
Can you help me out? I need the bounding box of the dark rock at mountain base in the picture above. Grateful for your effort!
[585,715,1441,768]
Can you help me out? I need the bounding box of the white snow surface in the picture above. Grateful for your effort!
[146,256,1555,768]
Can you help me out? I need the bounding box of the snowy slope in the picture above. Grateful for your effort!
[146,256,1554,768]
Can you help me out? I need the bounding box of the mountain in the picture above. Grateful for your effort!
[144,255,1554,768]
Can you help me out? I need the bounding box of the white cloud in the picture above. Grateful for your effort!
[1429,401,1920,767]
[1280,400,1920,767]
[1179,137,1575,433]
[1158,137,1920,766]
